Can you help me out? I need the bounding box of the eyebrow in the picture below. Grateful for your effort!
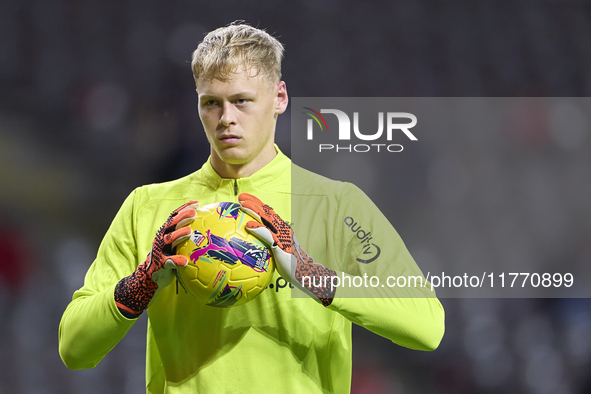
[199,91,256,101]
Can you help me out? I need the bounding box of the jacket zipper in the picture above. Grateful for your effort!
[234,179,238,196]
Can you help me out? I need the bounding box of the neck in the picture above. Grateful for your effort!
[211,148,277,179]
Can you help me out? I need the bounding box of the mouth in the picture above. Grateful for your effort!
[218,134,241,144]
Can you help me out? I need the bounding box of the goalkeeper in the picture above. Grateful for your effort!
[59,22,445,393]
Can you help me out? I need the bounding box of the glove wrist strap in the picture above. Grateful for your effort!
[294,261,336,307]
[114,263,158,316]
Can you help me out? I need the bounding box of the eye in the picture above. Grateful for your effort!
[235,98,248,105]
[201,99,218,107]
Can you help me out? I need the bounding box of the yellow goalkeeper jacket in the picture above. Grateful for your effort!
[59,147,444,393]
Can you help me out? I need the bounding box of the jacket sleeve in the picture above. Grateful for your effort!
[325,183,445,351]
[59,189,141,369]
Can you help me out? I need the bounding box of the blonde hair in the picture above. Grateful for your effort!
[191,23,284,85]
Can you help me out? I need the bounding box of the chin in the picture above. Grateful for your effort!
[217,148,251,165]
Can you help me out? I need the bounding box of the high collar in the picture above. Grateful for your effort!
[196,145,291,191]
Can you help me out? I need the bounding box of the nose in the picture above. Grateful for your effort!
[219,102,236,127]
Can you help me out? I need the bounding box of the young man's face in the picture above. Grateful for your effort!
[196,68,288,178]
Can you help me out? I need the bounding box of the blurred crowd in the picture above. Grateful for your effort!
[1,0,590,393]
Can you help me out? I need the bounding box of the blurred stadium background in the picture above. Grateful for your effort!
[1,0,591,393]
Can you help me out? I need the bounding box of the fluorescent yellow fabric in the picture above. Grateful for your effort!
[59,147,444,393]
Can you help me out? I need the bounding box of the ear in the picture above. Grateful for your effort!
[275,81,289,115]
[195,88,202,117]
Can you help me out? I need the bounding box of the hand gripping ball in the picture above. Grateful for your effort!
[175,202,275,307]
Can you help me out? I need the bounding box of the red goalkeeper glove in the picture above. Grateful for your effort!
[114,201,199,318]
[239,193,336,306]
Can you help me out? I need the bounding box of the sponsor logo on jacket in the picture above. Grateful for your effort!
[344,216,381,264]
